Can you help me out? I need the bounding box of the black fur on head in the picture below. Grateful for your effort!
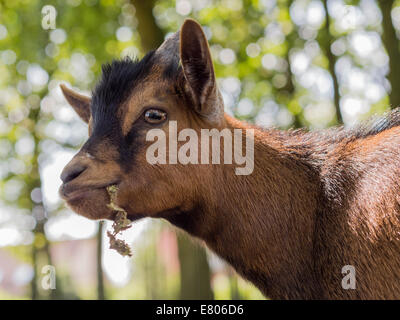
[91,51,156,130]
[81,51,156,169]
[84,33,189,169]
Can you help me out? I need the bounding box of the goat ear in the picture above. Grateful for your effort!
[180,19,222,122]
[60,84,91,123]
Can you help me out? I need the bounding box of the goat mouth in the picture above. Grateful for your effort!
[60,182,119,202]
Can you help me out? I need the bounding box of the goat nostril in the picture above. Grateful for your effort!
[61,164,87,184]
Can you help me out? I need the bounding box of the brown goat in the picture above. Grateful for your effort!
[59,19,400,299]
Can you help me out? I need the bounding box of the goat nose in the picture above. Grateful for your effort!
[60,164,87,184]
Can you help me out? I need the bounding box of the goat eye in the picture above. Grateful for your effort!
[144,109,167,124]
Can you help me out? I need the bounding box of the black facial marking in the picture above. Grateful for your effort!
[87,51,156,169]
[118,123,143,170]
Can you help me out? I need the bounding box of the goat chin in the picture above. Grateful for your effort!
[64,188,115,221]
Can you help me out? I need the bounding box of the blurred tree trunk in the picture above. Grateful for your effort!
[29,103,41,300]
[29,93,58,300]
[282,0,302,128]
[229,271,241,300]
[177,233,213,299]
[31,241,38,300]
[31,221,59,299]
[42,231,60,300]
[321,0,343,124]
[97,221,105,299]
[131,0,165,51]
[378,0,400,109]
[131,0,214,299]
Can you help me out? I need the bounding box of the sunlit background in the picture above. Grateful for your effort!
[0,0,398,299]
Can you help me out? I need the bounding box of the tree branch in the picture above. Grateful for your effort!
[378,0,400,108]
[131,0,165,51]
[321,0,343,123]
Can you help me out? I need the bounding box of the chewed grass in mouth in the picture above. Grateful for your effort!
[106,185,133,257]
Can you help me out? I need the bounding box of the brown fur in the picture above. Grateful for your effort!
[60,19,400,299]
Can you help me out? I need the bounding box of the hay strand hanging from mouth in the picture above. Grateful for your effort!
[106,185,133,257]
